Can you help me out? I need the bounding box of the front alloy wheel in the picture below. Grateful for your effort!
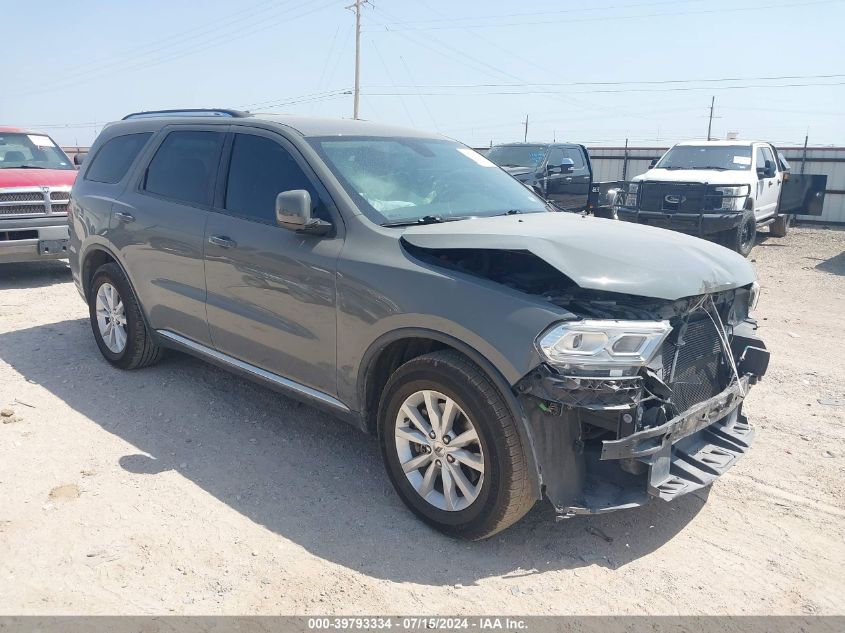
[394,389,485,511]
[379,351,535,540]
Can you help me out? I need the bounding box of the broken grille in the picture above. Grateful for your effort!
[661,316,725,413]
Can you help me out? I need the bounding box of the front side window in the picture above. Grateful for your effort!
[308,136,548,225]
[547,147,585,169]
[656,145,752,171]
[144,130,224,206]
[486,144,548,169]
[0,132,74,170]
[86,132,152,184]
[225,134,319,223]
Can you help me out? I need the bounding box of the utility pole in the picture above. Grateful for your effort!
[346,0,369,120]
[706,96,715,141]
[523,114,529,142]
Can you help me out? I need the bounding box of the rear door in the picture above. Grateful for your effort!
[203,128,342,396]
[111,126,225,345]
[753,144,781,220]
[543,145,591,211]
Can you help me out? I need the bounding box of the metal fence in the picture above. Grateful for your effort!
[588,146,845,224]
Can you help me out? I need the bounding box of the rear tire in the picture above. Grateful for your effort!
[88,263,163,370]
[378,350,535,540]
[769,213,792,238]
[719,209,757,257]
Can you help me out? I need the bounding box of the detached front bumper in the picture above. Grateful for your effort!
[589,377,753,512]
[517,324,768,518]
[617,207,744,236]
[0,216,69,263]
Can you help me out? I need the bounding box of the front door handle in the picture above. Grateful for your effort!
[768,181,774,187]
[114,211,135,223]
[208,235,236,249]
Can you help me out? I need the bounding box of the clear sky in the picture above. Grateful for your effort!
[3,0,844,148]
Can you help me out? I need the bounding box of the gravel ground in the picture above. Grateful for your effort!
[0,226,843,615]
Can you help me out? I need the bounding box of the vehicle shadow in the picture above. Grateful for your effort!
[0,261,71,291]
[0,319,706,585]
[815,251,845,276]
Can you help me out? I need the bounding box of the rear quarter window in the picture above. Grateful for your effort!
[85,132,153,184]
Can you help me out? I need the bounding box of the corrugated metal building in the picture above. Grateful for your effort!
[588,146,845,224]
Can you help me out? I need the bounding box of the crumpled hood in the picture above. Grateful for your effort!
[633,168,755,186]
[401,212,756,301]
[0,168,77,189]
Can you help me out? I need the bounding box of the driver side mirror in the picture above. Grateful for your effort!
[649,159,658,169]
[547,157,575,174]
[275,190,331,235]
[757,159,775,179]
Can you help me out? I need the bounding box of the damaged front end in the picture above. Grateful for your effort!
[515,287,769,518]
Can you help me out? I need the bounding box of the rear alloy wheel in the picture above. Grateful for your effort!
[95,282,128,354]
[379,350,535,540]
[89,262,163,369]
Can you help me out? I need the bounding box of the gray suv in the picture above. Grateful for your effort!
[69,109,769,540]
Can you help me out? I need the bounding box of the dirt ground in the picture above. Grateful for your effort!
[0,226,843,615]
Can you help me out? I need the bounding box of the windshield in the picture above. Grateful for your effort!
[307,136,548,225]
[656,145,752,171]
[0,132,74,170]
[486,144,548,168]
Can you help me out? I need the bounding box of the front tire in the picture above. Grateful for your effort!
[719,209,757,257]
[88,263,163,369]
[378,350,535,540]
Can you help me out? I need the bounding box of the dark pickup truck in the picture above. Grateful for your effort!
[486,143,597,212]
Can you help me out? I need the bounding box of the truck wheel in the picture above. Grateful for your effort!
[378,350,535,540]
[89,263,164,369]
[720,209,756,257]
[769,213,792,238]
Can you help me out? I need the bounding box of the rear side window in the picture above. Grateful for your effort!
[224,133,318,223]
[144,130,224,206]
[85,132,152,184]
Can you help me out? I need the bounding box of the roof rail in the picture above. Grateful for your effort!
[121,109,250,120]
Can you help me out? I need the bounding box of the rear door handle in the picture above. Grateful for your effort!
[208,235,236,249]
[114,211,135,223]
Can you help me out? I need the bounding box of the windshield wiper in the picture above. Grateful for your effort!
[382,215,475,227]
[1,165,47,169]
[699,166,729,171]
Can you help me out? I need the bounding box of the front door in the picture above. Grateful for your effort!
[204,129,342,396]
[754,144,781,220]
[543,146,591,211]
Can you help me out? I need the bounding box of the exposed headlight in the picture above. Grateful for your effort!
[748,281,761,313]
[536,320,672,370]
[712,185,750,211]
[626,182,639,207]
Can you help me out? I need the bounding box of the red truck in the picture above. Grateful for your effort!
[0,127,77,263]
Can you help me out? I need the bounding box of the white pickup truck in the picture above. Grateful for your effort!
[616,140,827,256]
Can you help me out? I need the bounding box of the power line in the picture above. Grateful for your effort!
[362,80,845,96]
[368,0,843,31]
[15,0,338,99]
[363,73,845,89]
